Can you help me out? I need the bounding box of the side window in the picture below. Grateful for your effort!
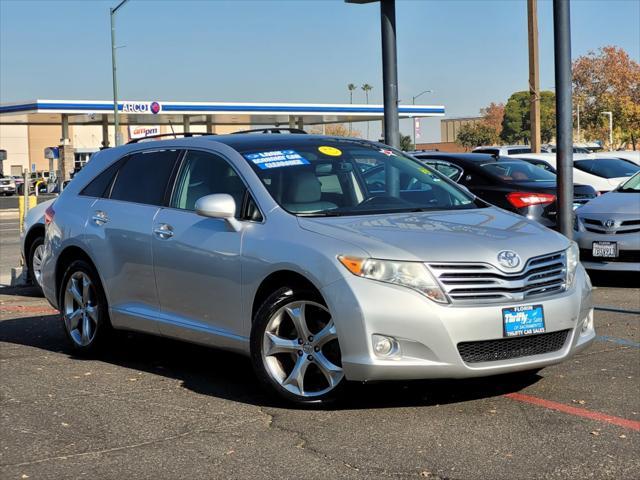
[80,159,123,198]
[109,149,180,205]
[434,163,463,182]
[172,150,247,217]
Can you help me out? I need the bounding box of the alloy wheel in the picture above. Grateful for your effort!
[262,300,343,398]
[63,271,98,347]
[31,244,45,287]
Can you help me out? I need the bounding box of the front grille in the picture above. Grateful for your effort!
[581,216,640,235]
[429,251,566,304]
[580,249,640,263]
[458,330,570,363]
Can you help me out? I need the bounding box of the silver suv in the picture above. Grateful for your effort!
[40,134,595,404]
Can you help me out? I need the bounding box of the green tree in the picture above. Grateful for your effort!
[456,123,498,150]
[400,134,413,151]
[501,91,556,144]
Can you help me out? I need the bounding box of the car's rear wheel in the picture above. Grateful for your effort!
[28,236,45,290]
[59,259,111,354]
[251,287,344,404]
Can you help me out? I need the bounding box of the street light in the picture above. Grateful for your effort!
[601,111,613,151]
[110,0,130,146]
[411,89,433,147]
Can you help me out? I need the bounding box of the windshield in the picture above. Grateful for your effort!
[239,138,481,216]
[574,158,640,179]
[480,161,557,182]
[619,172,640,192]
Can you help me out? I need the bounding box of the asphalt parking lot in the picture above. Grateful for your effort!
[0,210,638,479]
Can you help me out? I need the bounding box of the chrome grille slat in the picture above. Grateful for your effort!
[581,217,640,235]
[428,251,567,304]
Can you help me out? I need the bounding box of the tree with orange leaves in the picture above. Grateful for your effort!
[573,46,640,150]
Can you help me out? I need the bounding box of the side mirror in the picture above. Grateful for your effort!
[195,194,241,231]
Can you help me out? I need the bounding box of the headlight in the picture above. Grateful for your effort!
[573,215,585,232]
[565,242,579,287]
[338,256,448,303]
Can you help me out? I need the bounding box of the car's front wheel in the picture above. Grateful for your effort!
[59,259,111,354]
[250,287,344,404]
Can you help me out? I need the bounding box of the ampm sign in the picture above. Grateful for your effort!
[121,101,162,114]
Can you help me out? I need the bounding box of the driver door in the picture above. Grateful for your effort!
[152,149,248,346]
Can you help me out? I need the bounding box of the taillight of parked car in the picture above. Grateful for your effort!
[506,192,556,209]
[44,204,55,225]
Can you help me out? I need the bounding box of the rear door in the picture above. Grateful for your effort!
[85,148,181,334]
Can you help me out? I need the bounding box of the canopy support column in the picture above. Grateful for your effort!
[101,115,110,149]
[183,115,191,134]
[58,114,74,186]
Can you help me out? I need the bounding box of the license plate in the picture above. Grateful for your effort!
[592,241,618,258]
[503,305,545,337]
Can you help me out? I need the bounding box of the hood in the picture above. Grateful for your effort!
[298,207,569,263]
[577,191,640,217]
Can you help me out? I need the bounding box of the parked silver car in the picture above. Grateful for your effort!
[21,198,55,291]
[575,172,640,272]
[40,134,595,404]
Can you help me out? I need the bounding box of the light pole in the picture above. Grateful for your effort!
[601,111,613,150]
[411,89,433,147]
[111,0,130,146]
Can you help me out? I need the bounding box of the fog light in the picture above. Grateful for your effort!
[581,310,594,335]
[372,334,399,357]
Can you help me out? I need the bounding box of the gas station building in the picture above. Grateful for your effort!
[0,99,444,179]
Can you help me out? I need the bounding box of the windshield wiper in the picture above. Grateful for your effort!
[296,211,346,217]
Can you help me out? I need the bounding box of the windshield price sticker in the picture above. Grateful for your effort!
[244,150,310,170]
[379,149,396,157]
[318,146,342,157]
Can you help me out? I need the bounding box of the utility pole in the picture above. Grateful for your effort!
[576,104,580,143]
[110,0,129,146]
[553,0,574,238]
[601,111,613,150]
[527,0,541,152]
[411,90,433,147]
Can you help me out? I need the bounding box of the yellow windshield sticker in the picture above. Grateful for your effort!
[420,167,431,174]
[318,146,342,157]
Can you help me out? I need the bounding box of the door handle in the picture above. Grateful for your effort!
[92,210,109,226]
[153,223,174,239]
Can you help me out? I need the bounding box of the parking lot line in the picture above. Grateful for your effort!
[504,392,640,431]
[596,335,640,348]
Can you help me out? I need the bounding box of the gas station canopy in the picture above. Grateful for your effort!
[0,99,445,127]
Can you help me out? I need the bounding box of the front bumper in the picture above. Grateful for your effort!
[575,230,640,272]
[322,266,594,382]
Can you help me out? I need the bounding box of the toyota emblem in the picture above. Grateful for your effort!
[604,219,616,230]
[497,250,521,269]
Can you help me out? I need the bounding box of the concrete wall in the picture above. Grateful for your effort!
[0,125,29,176]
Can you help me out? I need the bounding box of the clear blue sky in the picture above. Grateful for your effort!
[1,0,639,142]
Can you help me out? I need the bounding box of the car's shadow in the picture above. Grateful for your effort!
[0,313,542,410]
[587,270,640,288]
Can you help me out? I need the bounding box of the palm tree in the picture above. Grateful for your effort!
[347,84,357,104]
[361,84,373,139]
[347,84,357,134]
[361,84,373,104]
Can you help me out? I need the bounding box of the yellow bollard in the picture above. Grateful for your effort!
[18,195,37,232]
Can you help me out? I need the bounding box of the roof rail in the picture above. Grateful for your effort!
[231,127,307,135]
[126,132,215,144]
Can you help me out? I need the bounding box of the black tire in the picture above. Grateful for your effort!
[250,287,345,405]
[27,235,44,292]
[58,259,112,355]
